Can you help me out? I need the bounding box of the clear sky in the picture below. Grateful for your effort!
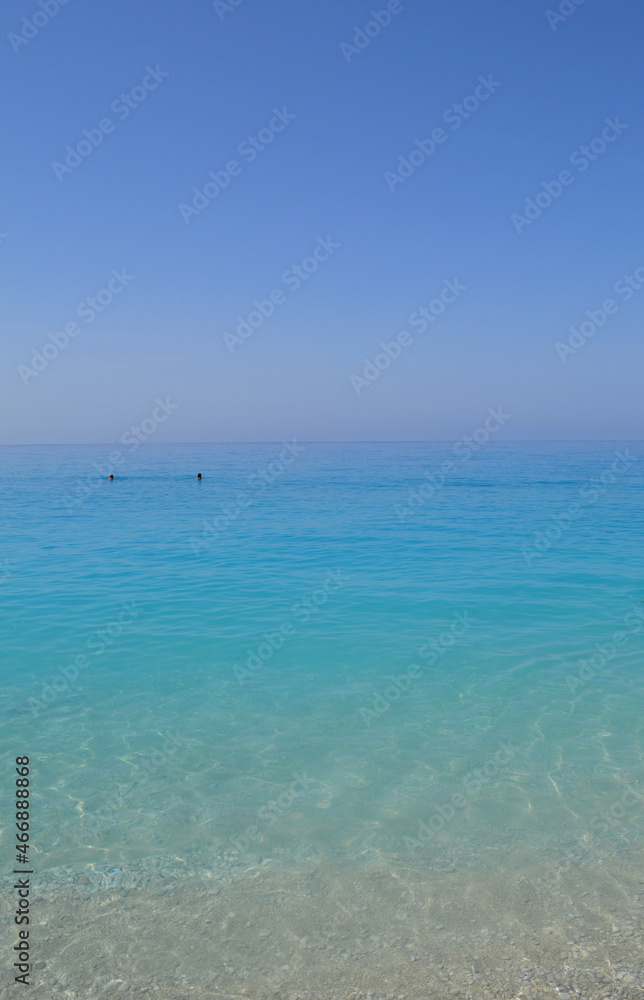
[1,0,642,444]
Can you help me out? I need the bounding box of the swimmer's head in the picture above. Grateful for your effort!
[197,473,202,479]
[108,474,114,480]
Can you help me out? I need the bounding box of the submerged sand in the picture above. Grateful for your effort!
[1,838,643,1000]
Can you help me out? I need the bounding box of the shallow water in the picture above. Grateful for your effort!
[1,442,643,998]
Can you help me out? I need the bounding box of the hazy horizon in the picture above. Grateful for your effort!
[3,438,644,448]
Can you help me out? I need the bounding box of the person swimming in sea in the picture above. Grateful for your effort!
[108,474,114,480]
[196,473,202,479]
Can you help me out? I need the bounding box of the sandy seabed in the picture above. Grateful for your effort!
[1,837,643,1000]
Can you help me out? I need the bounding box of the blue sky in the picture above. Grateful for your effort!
[1,0,642,443]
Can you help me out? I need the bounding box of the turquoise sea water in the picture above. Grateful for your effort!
[1,442,643,997]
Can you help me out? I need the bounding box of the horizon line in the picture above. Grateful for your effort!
[1,439,642,448]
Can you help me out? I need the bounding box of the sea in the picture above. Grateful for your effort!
[0,442,643,999]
